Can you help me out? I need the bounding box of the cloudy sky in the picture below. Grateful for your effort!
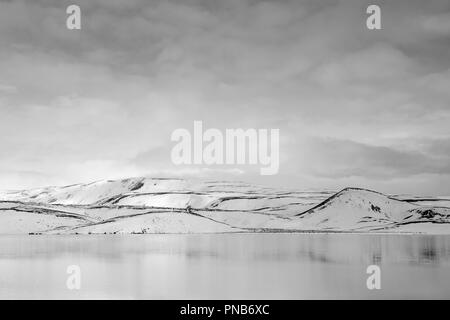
[0,0,449,195]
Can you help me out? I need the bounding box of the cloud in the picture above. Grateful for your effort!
[0,0,449,194]
[311,44,415,85]
[421,12,450,36]
[293,137,450,179]
[422,138,450,157]
[0,84,17,94]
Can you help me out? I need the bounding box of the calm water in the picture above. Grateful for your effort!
[0,234,449,299]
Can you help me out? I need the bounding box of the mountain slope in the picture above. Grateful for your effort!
[281,188,450,232]
[0,179,449,234]
[0,177,329,215]
[294,188,417,230]
[47,211,242,234]
[0,202,90,234]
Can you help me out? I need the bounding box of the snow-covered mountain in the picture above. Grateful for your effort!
[0,178,449,234]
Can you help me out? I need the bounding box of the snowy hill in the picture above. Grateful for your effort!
[0,178,329,213]
[0,178,449,234]
[282,188,450,233]
[294,188,417,229]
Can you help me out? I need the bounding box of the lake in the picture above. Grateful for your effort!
[0,233,449,299]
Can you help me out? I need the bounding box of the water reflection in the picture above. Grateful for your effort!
[0,234,449,299]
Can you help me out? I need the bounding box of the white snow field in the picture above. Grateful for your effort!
[0,178,449,234]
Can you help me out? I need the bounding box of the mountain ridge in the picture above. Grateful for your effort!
[0,177,449,234]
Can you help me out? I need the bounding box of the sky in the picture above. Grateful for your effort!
[0,0,449,195]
